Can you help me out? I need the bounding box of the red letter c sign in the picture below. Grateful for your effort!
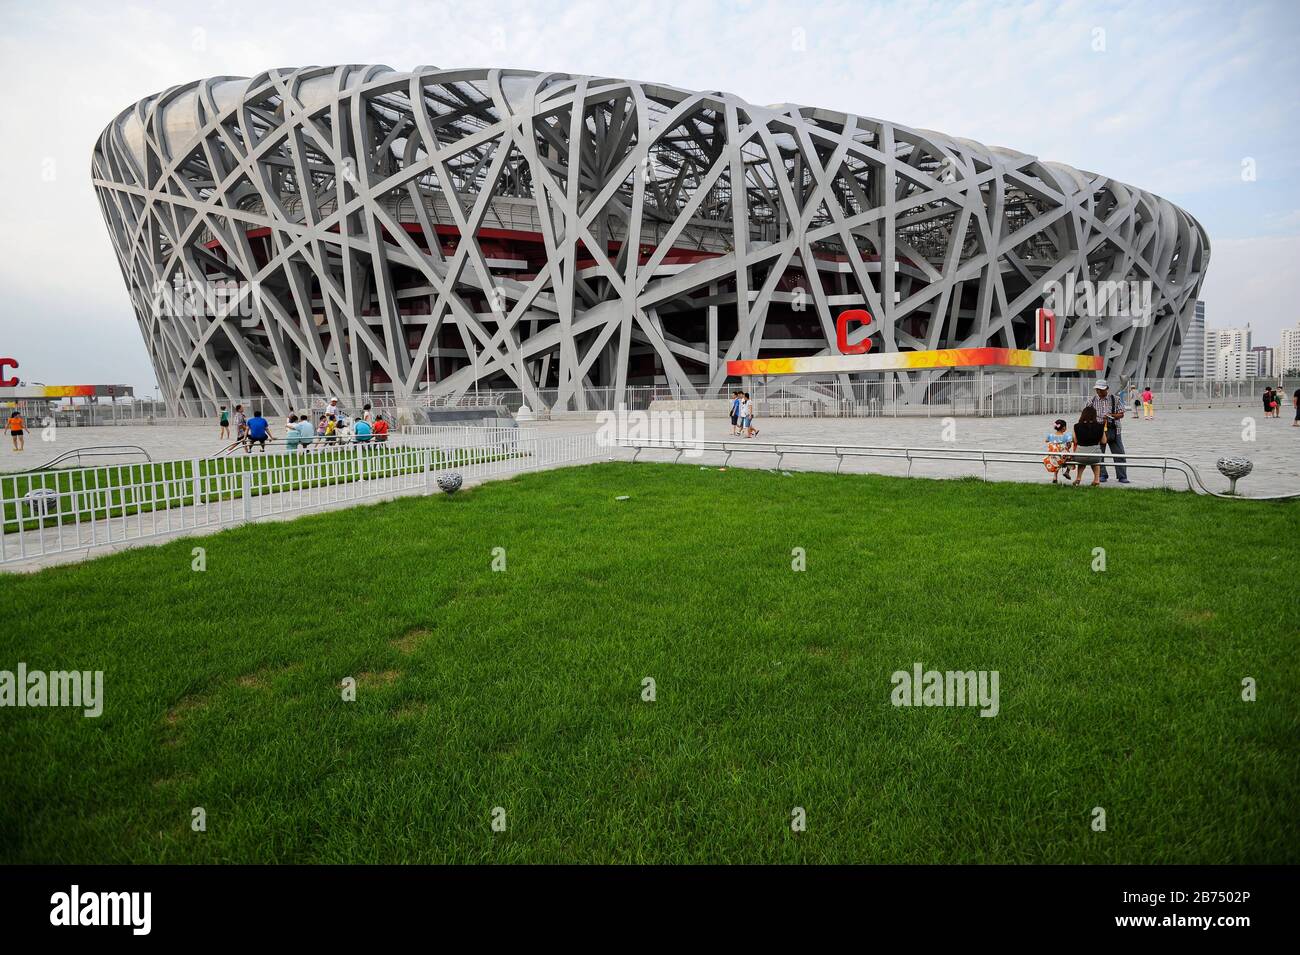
[0,357,18,388]
[836,310,873,355]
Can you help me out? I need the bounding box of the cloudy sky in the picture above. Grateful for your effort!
[1,0,1297,393]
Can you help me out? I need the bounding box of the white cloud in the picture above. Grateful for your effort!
[1199,236,1300,345]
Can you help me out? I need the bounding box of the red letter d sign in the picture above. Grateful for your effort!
[1035,309,1056,352]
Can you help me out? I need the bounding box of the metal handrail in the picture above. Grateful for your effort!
[621,438,1300,501]
[22,445,153,472]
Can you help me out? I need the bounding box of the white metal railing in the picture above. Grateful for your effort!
[401,425,535,449]
[23,445,154,470]
[73,375,1295,422]
[621,438,1300,500]
[0,432,603,566]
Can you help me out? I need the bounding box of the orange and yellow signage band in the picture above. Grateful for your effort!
[728,348,1104,378]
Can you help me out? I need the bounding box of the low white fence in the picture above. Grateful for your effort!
[401,425,535,449]
[0,431,603,566]
[55,376,1296,423]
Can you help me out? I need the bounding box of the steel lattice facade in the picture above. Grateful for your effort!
[92,65,1209,413]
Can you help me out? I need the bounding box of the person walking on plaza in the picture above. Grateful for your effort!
[1141,386,1154,420]
[7,409,24,452]
[1293,386,1300,427]
[218,405,230,440]
[740,392,759,438]
[233,404,248,446]
[730,390,742,436]
[1263,387,1274,420]
[1084,379,1128,484]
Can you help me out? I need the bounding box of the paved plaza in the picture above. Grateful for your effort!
[658,407,1300,495]
[5,408,1294,497]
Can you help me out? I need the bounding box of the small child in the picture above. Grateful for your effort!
[1044,418,1074,484]
[7,410,25,452]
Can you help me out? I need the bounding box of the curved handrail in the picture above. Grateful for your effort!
[620,438,1300,501]
[22,445,153,472]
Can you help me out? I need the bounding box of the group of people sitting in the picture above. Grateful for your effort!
[220,398,389,453]
[1042,379,1131,486]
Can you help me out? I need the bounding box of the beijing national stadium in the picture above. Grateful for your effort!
[91,65,1210,414]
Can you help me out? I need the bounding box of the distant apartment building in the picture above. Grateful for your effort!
[1212,348,1254,380]
[1280,323,1300,376]
[1204,324,1253,380]
[1177,300,1206,378]
[1250,346,1274,378]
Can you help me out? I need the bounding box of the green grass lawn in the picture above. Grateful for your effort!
[1,462,1296,863]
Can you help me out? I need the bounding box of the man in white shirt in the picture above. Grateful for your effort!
[740,393,757,437]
